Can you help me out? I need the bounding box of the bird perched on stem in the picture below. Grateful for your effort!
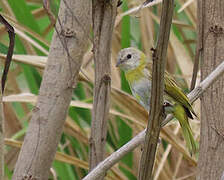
[116,47,197,155]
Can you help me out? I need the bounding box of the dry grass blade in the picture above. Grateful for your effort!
[32,7,46,19]
[2,93,145,127]
[55,152,88,170]
[154,125,180,180]
[178,0,195,13]
[64,118,89,144]
[0,54,46,68]
[14,28,49,55]
[0,13,50,46]
[160,128,197,166]
[170,33,193,86]
[178,0,196,28]
[4,138,88,169]
[111,87,148,123]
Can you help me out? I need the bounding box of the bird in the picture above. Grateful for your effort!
[116,47,197,155]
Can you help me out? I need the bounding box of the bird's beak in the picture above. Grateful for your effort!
[116,59,121,67]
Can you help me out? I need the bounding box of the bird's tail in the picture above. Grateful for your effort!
[180,121,197,156]
[172,104,197,155]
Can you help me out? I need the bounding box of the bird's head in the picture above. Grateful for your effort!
[116,47,146,71]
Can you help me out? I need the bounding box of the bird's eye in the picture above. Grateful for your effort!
[127,54,132,59]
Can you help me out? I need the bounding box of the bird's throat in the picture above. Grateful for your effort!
[125,64,146,84]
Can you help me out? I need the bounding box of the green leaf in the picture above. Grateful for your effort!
[7,0,40,33]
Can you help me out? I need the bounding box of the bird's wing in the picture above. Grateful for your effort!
[145,62,188,104]
[164,73,196,118]
[145,62,196,118]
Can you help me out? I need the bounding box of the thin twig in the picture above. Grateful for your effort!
[43,0,56,26]
[0,14,15,180]
[0,14,15,93]
[190,1,203,91]
[83,131,145,180]
[82,59,224,180]
[190,43,200,90]
[121,0,162,17]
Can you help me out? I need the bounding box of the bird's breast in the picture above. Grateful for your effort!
[129,78,152,111]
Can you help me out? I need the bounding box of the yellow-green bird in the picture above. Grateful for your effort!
[116,47,197,155]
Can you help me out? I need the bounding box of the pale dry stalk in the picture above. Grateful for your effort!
[90,1,118,178]
[138,0,174,179]
[12,0,91,179]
